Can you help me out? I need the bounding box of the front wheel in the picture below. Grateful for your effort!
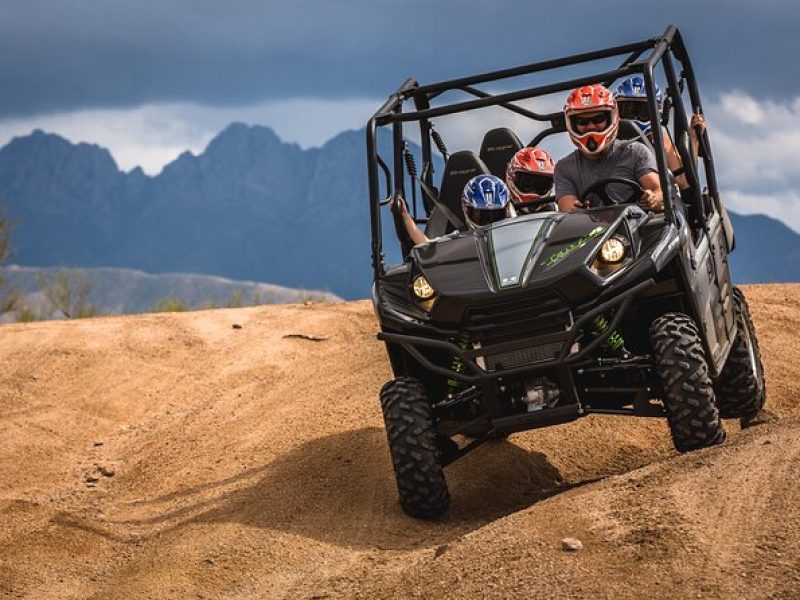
[379,377,450,519]
[713,287,766,419]
[650,313,726,452]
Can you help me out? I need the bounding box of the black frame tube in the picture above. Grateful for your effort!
[378,67,637,125]
[366,118,384,279]
[459,85,545,122]
[410,40,653,97]
[672,29,719,201]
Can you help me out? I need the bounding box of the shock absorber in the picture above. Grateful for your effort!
[431,127,449,162]
[591,314,626,352]
[403,142,418,211]
[403,142,418,180]
[447,331,471,391]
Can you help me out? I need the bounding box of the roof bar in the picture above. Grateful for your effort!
[412,40,654,96]
[378,65,640,125]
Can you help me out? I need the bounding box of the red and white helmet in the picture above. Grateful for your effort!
[564,85,619,157]
[505,147,555,203]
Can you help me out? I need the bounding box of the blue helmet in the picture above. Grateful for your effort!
[614,75,664,136]
[461,174,512,228]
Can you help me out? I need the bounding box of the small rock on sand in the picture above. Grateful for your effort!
[562,538,583,552]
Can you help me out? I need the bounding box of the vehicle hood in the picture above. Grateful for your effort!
[412,207,643,306]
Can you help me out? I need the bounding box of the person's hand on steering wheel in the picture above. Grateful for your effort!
[639,188,662,212]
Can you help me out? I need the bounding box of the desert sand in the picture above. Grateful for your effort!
[1,284,798,599]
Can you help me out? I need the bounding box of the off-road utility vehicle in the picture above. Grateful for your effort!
[367,25,766,519]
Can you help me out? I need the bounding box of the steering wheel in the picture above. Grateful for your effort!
[514,195,556,214]
[579,177,643,208]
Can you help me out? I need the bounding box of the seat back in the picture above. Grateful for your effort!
[617,119,656,154]
[478,128,523,178]
[424,151,490,238]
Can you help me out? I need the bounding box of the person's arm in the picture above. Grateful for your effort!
[638,171,663,212]
[663,130,689,191]
[689,113,706,159]
[630,142,663,212]
[557,194,585,212]
[664,115,707,191]
[395,195,430,245]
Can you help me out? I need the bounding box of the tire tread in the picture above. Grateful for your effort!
[380,377,450,519]
[650,313,726,452]
[713,287,767,418]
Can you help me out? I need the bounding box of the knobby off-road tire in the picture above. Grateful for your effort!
[713,287,767,419]
[379,377,449,519]
[650,313,726,452]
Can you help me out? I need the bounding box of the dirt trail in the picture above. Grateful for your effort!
[1,285,799,599]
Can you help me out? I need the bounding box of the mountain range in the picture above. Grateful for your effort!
[0,125,386,299]
[0,125,796,299]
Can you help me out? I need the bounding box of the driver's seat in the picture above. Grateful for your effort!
[425,151,490,238]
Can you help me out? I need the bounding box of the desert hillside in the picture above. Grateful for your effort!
[1,285,798,599]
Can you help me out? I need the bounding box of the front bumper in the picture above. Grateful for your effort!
[377,278,655,383]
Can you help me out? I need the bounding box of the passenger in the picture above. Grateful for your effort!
[614,75,706,191]
[397,174,514,246]
[505,147,556,213]
[555,84,663,213]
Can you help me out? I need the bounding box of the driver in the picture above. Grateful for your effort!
[505,147,556,213]
[397,174,515,246]
[555,84,663,213]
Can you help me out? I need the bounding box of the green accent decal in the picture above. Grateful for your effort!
[540,225,607,269]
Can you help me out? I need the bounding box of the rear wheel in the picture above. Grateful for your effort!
[379,377,450,519]
[713,287,766,419]
[650,313,725,452]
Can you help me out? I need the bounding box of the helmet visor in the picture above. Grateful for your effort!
[570,112,611,132]
[465,206,508,227]
[617,100,651,123]
[513,172,553,196]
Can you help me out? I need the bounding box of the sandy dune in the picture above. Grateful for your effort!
[1,285,798,599]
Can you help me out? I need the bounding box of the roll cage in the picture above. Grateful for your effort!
[366,24,729,279]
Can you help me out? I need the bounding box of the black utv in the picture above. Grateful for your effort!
[367,25,766,519]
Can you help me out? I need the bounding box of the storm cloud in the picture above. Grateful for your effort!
[0,0,798,119]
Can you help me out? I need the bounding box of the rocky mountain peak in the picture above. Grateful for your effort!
[203,122,289,162]
[0,129,119,173]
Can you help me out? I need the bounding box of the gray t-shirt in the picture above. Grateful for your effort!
[554,139,657,203]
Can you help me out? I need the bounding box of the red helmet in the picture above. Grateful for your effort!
[564,85,619,157]
[505,147,555,203]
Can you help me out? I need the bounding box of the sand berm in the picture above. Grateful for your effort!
[1,284,798,599]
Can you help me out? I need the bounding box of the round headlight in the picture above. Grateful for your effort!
[598,237,627,264]
[412,275,436,300]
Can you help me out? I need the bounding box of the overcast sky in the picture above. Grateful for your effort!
[1,0,799,227]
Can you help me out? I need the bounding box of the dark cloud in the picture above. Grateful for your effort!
[0,0,797,118]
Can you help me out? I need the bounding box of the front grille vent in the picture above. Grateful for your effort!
[485,341,564,371]
[464,290,571,345]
